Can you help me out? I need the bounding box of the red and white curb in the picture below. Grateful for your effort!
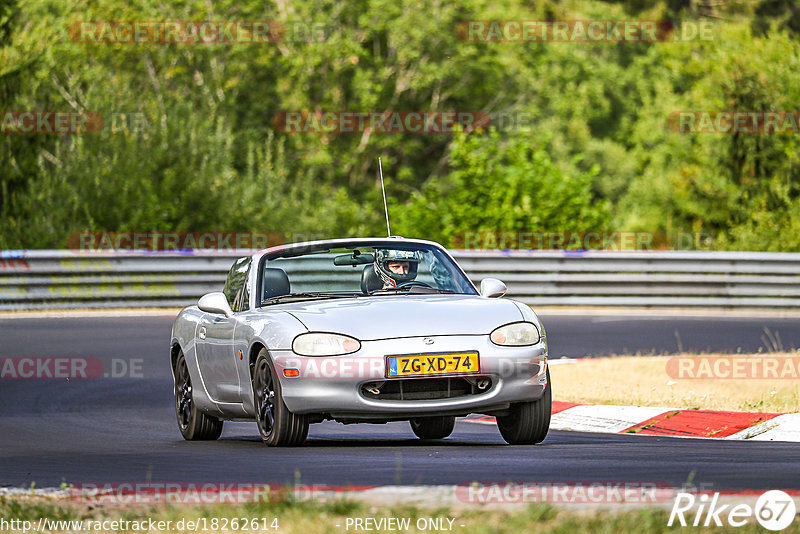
[465,401,800,442]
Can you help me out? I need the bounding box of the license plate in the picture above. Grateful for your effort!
[385,352,480,378]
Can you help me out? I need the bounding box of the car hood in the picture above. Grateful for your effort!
[275,294,525,340]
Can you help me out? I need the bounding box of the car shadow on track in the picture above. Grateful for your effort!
[215,434,535,448]
[209,421,558,448]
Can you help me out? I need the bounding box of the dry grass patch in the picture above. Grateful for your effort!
[549,353,800,413]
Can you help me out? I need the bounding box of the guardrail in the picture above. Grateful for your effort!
[2,249,800,310]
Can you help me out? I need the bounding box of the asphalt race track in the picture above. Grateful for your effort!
[1,313,799,491]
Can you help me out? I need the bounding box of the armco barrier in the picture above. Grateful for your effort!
[1,249,800,310]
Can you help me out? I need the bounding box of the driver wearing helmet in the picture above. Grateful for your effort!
[374,249,420,288]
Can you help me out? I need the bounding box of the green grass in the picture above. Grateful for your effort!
[2,495,798,533]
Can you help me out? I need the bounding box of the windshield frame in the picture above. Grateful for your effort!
[254,238,478,308]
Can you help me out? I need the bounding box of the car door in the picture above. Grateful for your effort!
[196,257,251,404]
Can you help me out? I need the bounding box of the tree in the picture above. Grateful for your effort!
[395,129,611,247]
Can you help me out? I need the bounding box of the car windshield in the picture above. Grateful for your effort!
[258,242,477,305]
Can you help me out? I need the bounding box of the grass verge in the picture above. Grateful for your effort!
[2,494,797,533]
[549,353,800,412]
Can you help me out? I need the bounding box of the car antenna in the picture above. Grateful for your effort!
[378,157,391,237]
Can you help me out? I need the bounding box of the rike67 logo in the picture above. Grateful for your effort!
[669,490,797,531]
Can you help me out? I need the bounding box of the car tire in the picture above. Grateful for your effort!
[174,350,223,440]
[496,368,551,445]
[410,416,456,440]
[252,348,309,447]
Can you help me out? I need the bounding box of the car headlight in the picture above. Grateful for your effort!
[292,332,361,356]
[490,322,540,346]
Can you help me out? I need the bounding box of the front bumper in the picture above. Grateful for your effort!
[270,335,548,417]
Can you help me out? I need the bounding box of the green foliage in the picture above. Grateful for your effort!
[395,129,611,246]
[618,22,800,250]
[1,0,799,250]
[0,495,83,522]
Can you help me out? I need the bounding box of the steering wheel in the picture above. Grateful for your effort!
[396,281,433,289]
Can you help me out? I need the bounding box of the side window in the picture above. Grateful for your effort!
[222,257,251,312]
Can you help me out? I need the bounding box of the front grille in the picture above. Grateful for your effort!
[360,377,492,401]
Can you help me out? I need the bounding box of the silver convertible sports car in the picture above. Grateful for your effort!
[170,237,551,446]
